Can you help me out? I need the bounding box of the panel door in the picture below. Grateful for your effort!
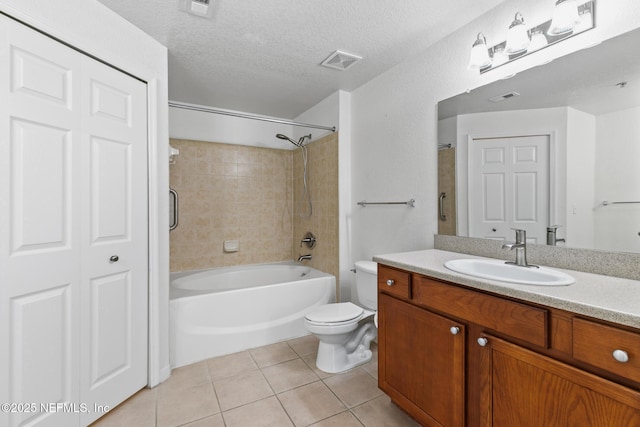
[79,54,148,426]
[469,135,549,244]
[0,15,83,427]
[478,335,640,427]
[0,15,148,427]
[378,293,465,427]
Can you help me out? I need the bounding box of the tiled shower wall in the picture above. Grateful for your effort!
[169,139,293,271]
[293,133,340,286]
[169,134,339,287]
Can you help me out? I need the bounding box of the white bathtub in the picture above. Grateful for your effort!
[169,262,335,368]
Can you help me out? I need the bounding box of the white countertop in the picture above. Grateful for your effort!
[373,249,640,329]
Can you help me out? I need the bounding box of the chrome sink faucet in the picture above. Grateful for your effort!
[502,229,538,268]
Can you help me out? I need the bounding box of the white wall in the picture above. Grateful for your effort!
[594,106,640,253]
[169,94,338,150]
[350,0,640,263]
[566,107,596,249]
[0,0,171,386]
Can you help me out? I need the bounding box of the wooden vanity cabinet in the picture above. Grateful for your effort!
[378,268,465,427]
[377,264,640,427]
[478,334,640,427]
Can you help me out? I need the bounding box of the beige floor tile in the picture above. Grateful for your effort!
[323,369,383,408]
[181,413,226,427]
[206,350,258,382]
[223,396,294,427]
[308,411,364,427]
[90,388,156,427]
[302,352,335,380]
[157,382,220,427]
[214,370,274,411]
[262,358,319,393]
[278,381,346,427]
[287,334,320,357]
[249,341,298,367]
[361,357,378,381]
[157,361,211,398]
[351,395,420,427]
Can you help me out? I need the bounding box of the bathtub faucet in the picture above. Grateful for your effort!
[298,254,312,262]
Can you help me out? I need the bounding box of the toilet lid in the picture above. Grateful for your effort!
[305,302,364,324]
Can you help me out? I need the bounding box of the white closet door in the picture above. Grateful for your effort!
[0,16,83,427]
[469,135,550,244]
[0,15,148,427]
[79,54,148,426]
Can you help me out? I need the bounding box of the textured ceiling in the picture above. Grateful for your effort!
[97,0,507,119]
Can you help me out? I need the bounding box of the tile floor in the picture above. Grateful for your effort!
[91,336,420,427]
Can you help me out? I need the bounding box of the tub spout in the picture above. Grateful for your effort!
[298,254,312,262]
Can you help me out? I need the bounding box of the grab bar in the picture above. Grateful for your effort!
[602,200,640,206]
[357,199,415,207]
[169,188,179,231]
[439,192,447,221]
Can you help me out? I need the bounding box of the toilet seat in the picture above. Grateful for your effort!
[305,302,364,326]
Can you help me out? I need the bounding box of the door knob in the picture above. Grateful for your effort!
[477,337,489,347]
[450,326,460,335]
[386,279,395,286]
[109,255,119,262]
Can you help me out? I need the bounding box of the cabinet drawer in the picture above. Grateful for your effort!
[378,265,411,299]
[413,276,548,348]
[573,318,640,383]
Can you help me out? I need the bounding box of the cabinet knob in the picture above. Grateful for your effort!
[450,326,460,335]
[477,337,489,347]
[386,279,395,286]
[612,349,629,363]
[109,255,119,262]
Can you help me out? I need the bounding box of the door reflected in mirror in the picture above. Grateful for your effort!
[438,28,640,254]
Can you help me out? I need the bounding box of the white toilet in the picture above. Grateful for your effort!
[304,260,378,373]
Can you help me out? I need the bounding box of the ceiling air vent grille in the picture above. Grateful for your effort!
[489,91,520,103]
[180,0,213,18]
[320,50,362,71]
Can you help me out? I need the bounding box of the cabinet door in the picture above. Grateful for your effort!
[478,334,640,427]
[379,293,465,427]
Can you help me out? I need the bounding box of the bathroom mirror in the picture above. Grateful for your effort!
[437,27,640,254]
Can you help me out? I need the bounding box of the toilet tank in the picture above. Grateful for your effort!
[354,261,378,310]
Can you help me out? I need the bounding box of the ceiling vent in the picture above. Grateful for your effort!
[320,50,362,71]
[179,0,214,18]
[489,91,520,103]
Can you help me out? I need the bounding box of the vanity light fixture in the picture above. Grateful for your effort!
[504,13,530,55]
[467,33,492,70]
[548,0,582,36]
[468,0,595,74]
[529,29,549,51]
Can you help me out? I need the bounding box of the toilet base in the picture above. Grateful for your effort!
[313,321,377,374]
[316,342,372,374]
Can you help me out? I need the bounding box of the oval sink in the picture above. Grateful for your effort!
[444,259,575,286]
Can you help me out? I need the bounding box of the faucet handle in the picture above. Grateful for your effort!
[510,228,526,243]
[547,225,562,231]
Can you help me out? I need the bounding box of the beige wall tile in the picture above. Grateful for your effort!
[170,134,340,296]
[170,139,294,272]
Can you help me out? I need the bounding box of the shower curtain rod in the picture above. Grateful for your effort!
[169,101,336,132]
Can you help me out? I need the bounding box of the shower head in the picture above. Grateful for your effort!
[275,133,312,147]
